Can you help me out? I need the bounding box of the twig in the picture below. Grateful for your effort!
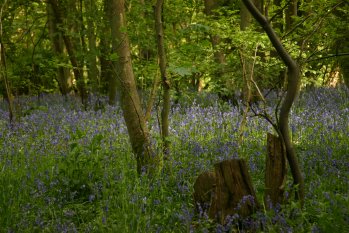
[306,53,349,63]
[269,0,292,23]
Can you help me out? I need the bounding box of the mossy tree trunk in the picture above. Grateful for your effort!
[111,0,160,174]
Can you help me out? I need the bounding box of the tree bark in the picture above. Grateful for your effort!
[242,0,304,206]
[112,0,160,174]
[155,0,170,155]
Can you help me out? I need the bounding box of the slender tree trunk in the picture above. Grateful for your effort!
[100,36,113,95]
[238,1,262,143]
[48,0,88,106]
[144,69,160,122]
[240,2,253,104]
[0,36,14,123]
[155,0,170,155]
[334,4,349,88]
[240,2,252,30]
[242,0,304,206]
[106,0,118,105]
[99,0,114,98]
[47,3,70,96]
[0,0,13,123]
[204,0,226,68]
[138,0,155,61]
[141,0,160,121]
[112,0,160,174]
[272,0,283,32]
[85,0,99,94]
[286,0,298,31]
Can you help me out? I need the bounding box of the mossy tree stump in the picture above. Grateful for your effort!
[265,133,287,208]
[194,159,259,224]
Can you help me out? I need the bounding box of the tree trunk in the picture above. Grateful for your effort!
[138,0,155,61]
[85,0,99,94]
[238,3,253,143]
[46,3,70,96]
[106,0,119,105]
[48,0,88,106]
[144,70,160,122]
[242,0,304,206]
[155,0,170,155]
[240,0,263,103]
[240,2,252,31]
[0,0,13,123]
[100,37,113,95]
[272,0,283,32]
[204,0,226,87]
[265,133,287,208]
[112,0,160,174]
[286,0,298,32]
[99,0,115,101]
[0,36,14,124]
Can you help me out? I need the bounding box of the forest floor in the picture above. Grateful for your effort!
[0,87,348,232]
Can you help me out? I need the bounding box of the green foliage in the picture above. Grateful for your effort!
[54,132,104,203]
[1,0,347,99]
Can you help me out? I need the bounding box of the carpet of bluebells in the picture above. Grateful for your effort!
[0,87,348,232]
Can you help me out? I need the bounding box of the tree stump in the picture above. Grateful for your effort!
[265,133,287,208]
[193,159,259,224]
[193,171,215,214]
[208,159,259,224]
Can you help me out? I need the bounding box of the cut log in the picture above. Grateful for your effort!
[265,133,287,208]
[208,159,259,224]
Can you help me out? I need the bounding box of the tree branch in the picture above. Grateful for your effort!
[306,53,349,63]
[242,0,304,206]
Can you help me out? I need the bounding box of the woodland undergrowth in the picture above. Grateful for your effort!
[0,87,348,232]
